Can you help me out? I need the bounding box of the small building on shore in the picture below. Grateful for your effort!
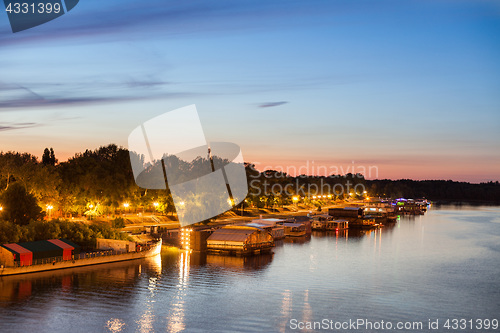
[206,225,274,255]
[0,239,80,267]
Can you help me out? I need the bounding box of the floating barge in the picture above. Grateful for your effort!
[0,239,161,276]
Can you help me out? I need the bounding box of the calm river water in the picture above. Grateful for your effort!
[1,205,499,332]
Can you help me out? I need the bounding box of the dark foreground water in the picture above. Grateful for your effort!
[1,205,499,333]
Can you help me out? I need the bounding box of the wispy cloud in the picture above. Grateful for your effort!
[0,80,188,109]
[258,101,288,108]
[0,122,41,131]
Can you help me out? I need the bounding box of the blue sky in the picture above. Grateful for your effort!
[1,0,499,182]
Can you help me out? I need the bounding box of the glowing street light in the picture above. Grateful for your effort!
[89,204,94,209]
[292,196,299,203]
[46,204,53,218]
[153,202,159,207]
[122,202,130,216]
[0,206,3,211]
[180,228,193,251]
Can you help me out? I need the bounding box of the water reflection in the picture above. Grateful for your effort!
[206,253,273,271]
[166,251,189,333]
[311,230,349,240]
[106,318,126,333]
[279,289,292,333]
[301,290,313,332]
[283,235,311,244]
[136,254,162,333]
[145,253,162,275]
[0,259,143,305]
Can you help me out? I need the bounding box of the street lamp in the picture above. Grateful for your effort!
[123,202,130,216]
[241,199,248,216]
[47,204,53,218]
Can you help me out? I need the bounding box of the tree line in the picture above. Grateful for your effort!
[1,144,498,230]
[0,218,129,250]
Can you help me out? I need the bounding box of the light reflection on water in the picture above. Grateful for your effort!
[0,205,499,332]
[167,251,188,333]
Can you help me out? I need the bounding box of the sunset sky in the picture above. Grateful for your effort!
[1,0,499,182]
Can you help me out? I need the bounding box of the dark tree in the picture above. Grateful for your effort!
[42,147,57,166]
[0,182,45,225]
[49,148,57,165]
[42,148,51,165]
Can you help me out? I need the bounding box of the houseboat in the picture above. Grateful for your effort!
[325,219,349,231]
[364,205,398,223]
[285,216,312,234]
[311,214,334,231]
[206,225,274,256]
[349,217,378,229]
[281,222,307,237]
[247,218,285,240]
[328,206,364,219]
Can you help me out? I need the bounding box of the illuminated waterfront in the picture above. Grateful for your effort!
[1,205,499,332]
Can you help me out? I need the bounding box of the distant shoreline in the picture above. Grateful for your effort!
[431,200,500,206]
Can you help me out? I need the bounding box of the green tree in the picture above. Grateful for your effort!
[0,182,44,225]
[0,220,23,243]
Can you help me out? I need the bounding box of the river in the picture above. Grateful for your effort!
[1,205,499,332]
